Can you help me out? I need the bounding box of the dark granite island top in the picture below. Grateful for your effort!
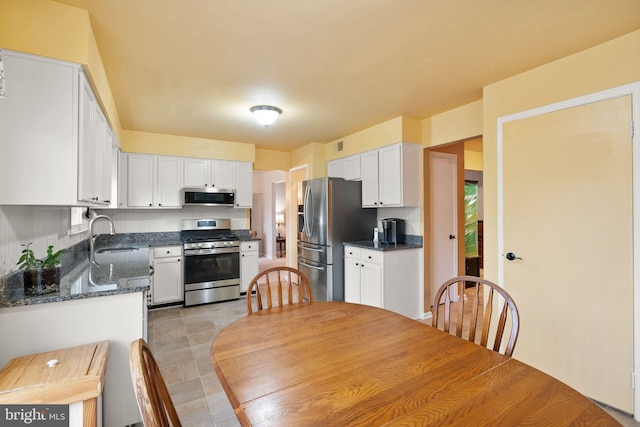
[1,247,150,308]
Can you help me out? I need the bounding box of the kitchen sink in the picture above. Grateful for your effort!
[95,246,140,254]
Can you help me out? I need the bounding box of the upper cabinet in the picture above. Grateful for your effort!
[119,152,183,208]
[361,143,420,208]
[327,154,361,181]
[119,153,252,209]
[78,73,113,205]
[328,143,419,208]
[0,50,112,206]
[234,162,253,208]
[184,158,235,189]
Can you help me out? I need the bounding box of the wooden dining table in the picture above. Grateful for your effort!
[210,302,620,426]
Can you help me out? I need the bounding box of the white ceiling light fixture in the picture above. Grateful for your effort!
[250,105,282,127]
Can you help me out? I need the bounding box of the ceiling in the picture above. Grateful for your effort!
[52,0,640,151]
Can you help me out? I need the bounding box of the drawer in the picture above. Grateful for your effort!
[241,241,259,253]
[153,246,182,258]
[344,246,361,260]
[360,249,382,265]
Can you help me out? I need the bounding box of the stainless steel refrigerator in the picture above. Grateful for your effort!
[297,177,377,301]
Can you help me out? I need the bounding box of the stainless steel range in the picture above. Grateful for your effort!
[181,219,240,306]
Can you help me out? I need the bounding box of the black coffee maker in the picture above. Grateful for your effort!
[380,218,406,245]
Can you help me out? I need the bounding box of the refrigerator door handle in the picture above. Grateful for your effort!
[299,244,323,252]
[299,260,325,271]
[304,185,313,236]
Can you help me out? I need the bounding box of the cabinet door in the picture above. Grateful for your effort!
[240,242,259,292]
[211,160,236,188]
[344,256,361,303]
[360,151,380,207]
[360,260,383,308]
[151,256,183,305]
[343,155,361,181]
[0,51,79,205]
[94,106,112,204]
[183,158,209,187]
[78,73,111,205]
[77,78,95,203]
[117,151,129,208]
[234,162,253,208]
[378,144,403,206]
[127,154,155,207]
[327,159,344,178]
[156,156,183,207]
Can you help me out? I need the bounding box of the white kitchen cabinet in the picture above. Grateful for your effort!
[0,50,112,206]
[344,245,421,319]
[360,142,420,208]
[234,161,253,208]
[327,159,344,178]
[123,153,183,208]
[360,151,380,207]
[344,247,383,307]
[78,73,112,205]
[328,154,361,181]
[149,246,183,306]
[240,241,260,293]
[184,158,236,189]
[343,155,362,181]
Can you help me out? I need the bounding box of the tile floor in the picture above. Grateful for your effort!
[146,256,639,426]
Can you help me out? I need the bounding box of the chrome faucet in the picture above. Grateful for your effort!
[89,215,116,261]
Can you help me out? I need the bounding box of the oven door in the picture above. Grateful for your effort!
[184,250,240,289]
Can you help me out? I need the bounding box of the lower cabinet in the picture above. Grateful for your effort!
[240,241,260,293]
[149,246,183,306]
[344,245,420,319]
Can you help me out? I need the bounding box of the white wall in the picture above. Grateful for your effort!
[253,170,286,258]
[0,206,87,277]
[0,205,250,278]
[95,206,250,233]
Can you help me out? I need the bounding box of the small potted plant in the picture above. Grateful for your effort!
[17,243,64,295]
[17,242,42,295]
[41,245,64,293]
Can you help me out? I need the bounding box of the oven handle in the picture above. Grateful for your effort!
[184,247,240,256]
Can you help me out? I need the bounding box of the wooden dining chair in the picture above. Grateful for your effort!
[432,275,520,357]
[129,338,182,427]
[246,266,313,314]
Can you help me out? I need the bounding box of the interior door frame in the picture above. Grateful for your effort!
[497,81,640,417]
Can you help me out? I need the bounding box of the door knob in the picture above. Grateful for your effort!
[505,252,523,261]
[449,235,455,239]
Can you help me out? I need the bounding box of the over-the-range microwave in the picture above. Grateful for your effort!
[181,187,235,206]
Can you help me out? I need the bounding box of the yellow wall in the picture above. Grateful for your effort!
[290,143,326,179]
[422,100,483,148]
[482,29,640,282]
[254,148,290,171]
[122,130,254,162]
[325,116,421,162]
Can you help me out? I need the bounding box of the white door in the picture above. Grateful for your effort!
[429,152,458,305]
[501,95,633,412]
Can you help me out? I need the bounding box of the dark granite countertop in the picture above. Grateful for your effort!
[1,246,150,308]
[0,230,262,308]
[344,240,423,251]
